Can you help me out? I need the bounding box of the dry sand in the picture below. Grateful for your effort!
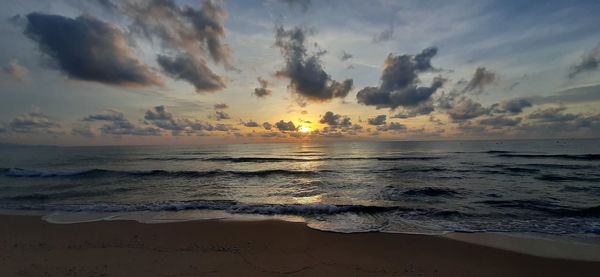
[0,214,598,276]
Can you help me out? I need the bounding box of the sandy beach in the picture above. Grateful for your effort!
[0,215,598,276]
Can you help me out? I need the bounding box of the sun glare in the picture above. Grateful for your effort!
[299,126,311,133]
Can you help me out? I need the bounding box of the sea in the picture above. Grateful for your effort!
[1,139,599,238]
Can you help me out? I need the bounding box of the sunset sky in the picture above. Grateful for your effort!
[1,0,599,145]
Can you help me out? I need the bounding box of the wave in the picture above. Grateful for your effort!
[535,174,600,182]
[379,167,446,173]
[3,168,111,178]
[522,163,599,170]
[0,200,413,215]
[403,187,458,197]
[477,199,600,217]
[140,157,206,161]
[5,187,134,201]
[205,156,443,162]
[481,165,540,175]
[452,150,515,154]
[1,168,333,179]
[560,186,600,195]
[496,153,600,161]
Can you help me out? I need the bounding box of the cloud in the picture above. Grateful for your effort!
[253,77,272,98]
[462,67,496,94]
[124,0,232,91]
[391,101,435,118]
[274,26,353,102]
[144,105,185,134]
[568,42,600,78]
[214,110,231,121]
[274,120,297,131]
[86,106,236,136]
[372,24,393,43]
[447,98,490,121]
[9,110,62,134]
[527,106,578,122]
[319,111,352,128]
[83,109,126,122]
[340,51,353,61]
[243,121,260,127]
[493,98,532,114]
[100,121,161,136]
[376,122,407,132]
[262,122,273,130]
[479,116,522,129]
[356,47,444,109]
[214,103,228,109]
[24,13,161,87]
[85,109,161,136]
[518,107,600,136]
[528,83,600,104]
[367,115,387,126]
[1,59,29,82]
[157,54,225,92]
[71,125,95,137]
[280,0,312,12]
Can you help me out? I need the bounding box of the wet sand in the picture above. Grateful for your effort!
[0,215,598,276]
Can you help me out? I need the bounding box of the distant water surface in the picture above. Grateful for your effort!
[0,140,599,237]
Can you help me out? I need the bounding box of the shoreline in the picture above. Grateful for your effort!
[3,209,600,262]
[1,214,599,276]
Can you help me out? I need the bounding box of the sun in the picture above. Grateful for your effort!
[299,126,311,133]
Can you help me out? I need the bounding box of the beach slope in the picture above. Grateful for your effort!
[0,215,598,276]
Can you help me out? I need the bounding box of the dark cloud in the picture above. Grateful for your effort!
[253,77,272,98]
[262,122,273,130]
[340,51,353,61]
[260,132,284,138]
[214,103,228,109]
[527,106,579,122]
[356,47,444,109]
[125,0,232,91]
[391,101,434,118]
[447,98,490,121]
[367,115,387,126]
[71,125,95,137]
[372,25,393,43]
[319,111,352,128]
[463,67,496,94]
[185,120,233,132]
[376,122,407,132]
[243,121,260,127]
[83,109,126,122]
[568,42,600,78]
[479,116,522,129]
[85,109,161,136]
[144,105,185,134]
[9,111,62,134]
[493,98,532,114]
[100,121,161,136]
[508,82,520,90]
[24,13,161,87]
[274,26,353,102]
[1,59,28,82]
[87,106,236,136]
[518,108,600,136]
[274,120,297,132]
[157,54,225,92]
[214,110,231,121]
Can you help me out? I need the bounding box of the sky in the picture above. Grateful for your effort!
[0,0,599,145]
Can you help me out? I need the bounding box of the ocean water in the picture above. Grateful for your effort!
[0,140,599,237]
